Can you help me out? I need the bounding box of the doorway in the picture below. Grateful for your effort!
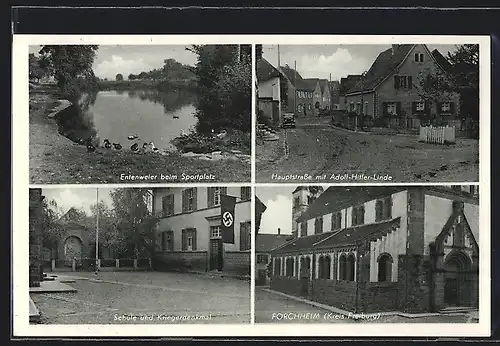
[209,238,224,271]
[271,101,280,127]
[443,251,472,306]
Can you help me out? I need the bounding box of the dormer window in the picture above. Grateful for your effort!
[414,52,424,62]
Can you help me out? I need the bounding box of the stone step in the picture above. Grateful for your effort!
[263,135,280,141]
[439,306,477,314]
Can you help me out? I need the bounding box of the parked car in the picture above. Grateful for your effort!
[281,112,296,128]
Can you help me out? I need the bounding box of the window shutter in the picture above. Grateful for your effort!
[436,102,442,115]
[375,200,381,221]
[450,102,456,114]
[222,187,227,197]
[192,229,197,251]
[424,101,430,116]
[394,76,400,90]
[181,230,186,251]
[162,197,167,216]
[411,102,417,114]
[182,190,186,212]
[408,76,413,89]
[169,231,174,251]
[207,187,213,208]
[396,102,401,116]
[382,102,388,117]
[192,188,197,210]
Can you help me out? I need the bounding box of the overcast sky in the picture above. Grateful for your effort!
[256,185,329,235]
[262,44,458,81]
[29,45,197,80]
[42,188,115,215]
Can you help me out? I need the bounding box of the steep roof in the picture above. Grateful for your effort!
[319,79,329,93]
[274,217,401,253]
[345,44,414,94]
[280,65,303,86]
[257,58,283,82]
[431,49,453,74]
[296,186,408,223]
[256,233,294,252]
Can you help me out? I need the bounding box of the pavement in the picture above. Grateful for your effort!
[255,287,478,324]
[29,280,77,293]
[30,271,250,324]
[256,117,479,183]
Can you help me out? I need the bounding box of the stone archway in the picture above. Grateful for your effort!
[443,251,472,307]
[64,235,83,262]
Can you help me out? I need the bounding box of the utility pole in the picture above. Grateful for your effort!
[95,188,99,274]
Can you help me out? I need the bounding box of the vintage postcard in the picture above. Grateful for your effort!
[12,34,491,338]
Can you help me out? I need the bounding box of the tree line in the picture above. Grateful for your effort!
[41,188,158,260]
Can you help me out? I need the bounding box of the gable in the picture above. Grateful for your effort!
[435,209,479,253]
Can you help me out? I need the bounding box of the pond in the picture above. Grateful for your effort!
[55,89,198,152]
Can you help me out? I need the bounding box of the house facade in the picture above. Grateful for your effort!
[152,186,252,275]
[343,44,461,130]
[270,185,479,314]
[313,79,331,112]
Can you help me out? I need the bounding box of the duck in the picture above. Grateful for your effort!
[216,129,228,139]
[131,143,139,152]
[113,143,122,150]
[127,134,139,140]
[180,129,189,137]
[173,114,179,119]
[103,139,112,149]
[86,138,96,153]
[149,142,160,153]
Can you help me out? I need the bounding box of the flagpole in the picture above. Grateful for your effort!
[95,188,99,274]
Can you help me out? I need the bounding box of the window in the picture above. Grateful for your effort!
[377,253,393,282]
[308,104,312,110]
[441,102,451,112]
[386,102,397,115]
[297,104,303,113]
[208,187,227,207]
[286,258,294,277]
[240,187,251,200]
[300,222,307,237]
[293,196,300,208]
[182,228,197,251]
[161,231,174,252]
[210,225,221,239]
[416,101,425,111]
[339,255,347,280]
[394,75,413,90]
[346,254,356,281]
[182,188,197,212]
[352,205,365,226]
[275,258,282,276]
[414,52,424,62]
[331,212,342,230]
[162,195,174,217]
[470,185,479,197]
[240,221,251,251]
[364,101,369,115]
[257,254,268,264]
[375,196,392,222]
[349,102,355,112]
[314,216,323,234]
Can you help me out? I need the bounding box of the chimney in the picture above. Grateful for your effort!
[391,44,400,56]
[278,228,281,235]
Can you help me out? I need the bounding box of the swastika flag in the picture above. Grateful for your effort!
[221,194,236,244]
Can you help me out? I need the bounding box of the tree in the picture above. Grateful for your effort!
[447,44,479,88]
[415,68,455,124]
[40,199,64,249]
[38,45,99,100]
[128,73,137,80]
[109,189,158,258]
[190,44,252,133]
[115,73,124,81]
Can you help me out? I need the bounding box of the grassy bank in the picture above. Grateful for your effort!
[29,92,250,184]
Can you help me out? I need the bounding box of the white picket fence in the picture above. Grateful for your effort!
[419,126,456,144]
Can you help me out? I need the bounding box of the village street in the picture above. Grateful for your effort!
[256,117,479,183]
[31,271,250,324]
[255,288,478,324]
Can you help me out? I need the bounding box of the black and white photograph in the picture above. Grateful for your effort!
[255,185,480,323]
[255,43,480,183]
[28,186,251,324]
[29,44,251,184]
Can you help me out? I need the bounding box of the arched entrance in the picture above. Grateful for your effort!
[443,251,472,306]
[300,256,311,297]
[64,236,83,263]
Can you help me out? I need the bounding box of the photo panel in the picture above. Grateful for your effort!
[255,185,482,324]
[255,41,482,184]
[27,41,252,184]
